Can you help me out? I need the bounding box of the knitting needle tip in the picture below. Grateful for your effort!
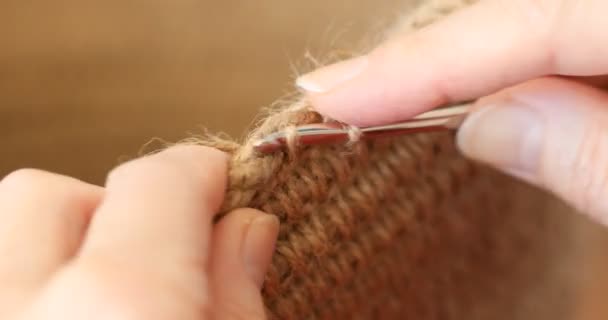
[252,102,473,154]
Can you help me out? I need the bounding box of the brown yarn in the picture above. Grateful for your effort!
[212,127,579,319]
[201,0,584,319]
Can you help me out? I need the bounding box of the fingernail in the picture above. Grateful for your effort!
[457,103,545,177]
[296,55,369,93]
[242,214,279,288]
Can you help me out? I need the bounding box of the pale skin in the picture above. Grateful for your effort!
[0,146,278,319]
[2,0,608,319]
[298,0,608,221]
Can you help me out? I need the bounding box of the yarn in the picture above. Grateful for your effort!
[345,125,363,146]
[200,0,584,318]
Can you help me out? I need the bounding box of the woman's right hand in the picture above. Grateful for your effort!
[296,0,608,222]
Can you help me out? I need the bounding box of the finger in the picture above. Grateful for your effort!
[0,169,101,313]
[210,208,278,320]
[76,146,227,316]
[567,75,608,90]
[456,77,608,221]
[296,0,608,126]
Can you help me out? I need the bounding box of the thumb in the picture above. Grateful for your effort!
[457,77,608,221]
[210,208,279,320]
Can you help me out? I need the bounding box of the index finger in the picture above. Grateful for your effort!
[79,146,227,272]
[299,0,608,126]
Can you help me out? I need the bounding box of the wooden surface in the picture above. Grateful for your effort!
[1,1,607,318]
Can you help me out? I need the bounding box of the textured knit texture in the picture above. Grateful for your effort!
[205,0,582,319]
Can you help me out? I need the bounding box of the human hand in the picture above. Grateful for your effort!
[0,146,278,320]
[296,0,608,221]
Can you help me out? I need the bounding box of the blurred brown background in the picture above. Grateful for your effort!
[1,0,410,183]
[1,1,608,319]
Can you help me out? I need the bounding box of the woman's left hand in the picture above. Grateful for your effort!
[0,145,278,320]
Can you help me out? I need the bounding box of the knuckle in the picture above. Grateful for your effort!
[496,0,562,32]
[0,169,98,215]
[2,168,46,186]
[108,159,184,185]
[107,156,199,192]
[165,145,227,161]
[1,168,54,194]
[106,145,227,190]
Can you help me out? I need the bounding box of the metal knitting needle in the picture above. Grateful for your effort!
[253,102,473,154]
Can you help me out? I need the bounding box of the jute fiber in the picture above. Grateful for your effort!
[206,0,583,319]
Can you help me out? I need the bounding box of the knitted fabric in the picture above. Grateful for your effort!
[205,1,582,319]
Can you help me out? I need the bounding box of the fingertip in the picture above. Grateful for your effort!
[243,213,279,288]
[299,38,473,126]
[211,208,274,319]
[213,208,279,288]
[296,56,369,94]
[157,145,229,179]
[214,208,266,238]
[299,0,558,126]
